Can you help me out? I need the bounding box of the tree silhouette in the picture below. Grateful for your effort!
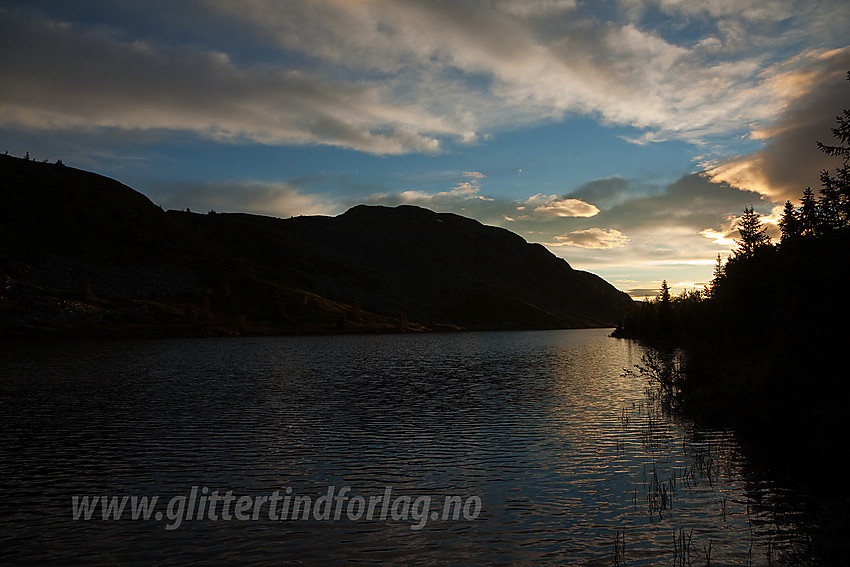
[818,169,844,230]
[779,200,800,242]
[734,206,771,257]
[708,253,725,296]
[658,279,671,304]
[799,187,819,237]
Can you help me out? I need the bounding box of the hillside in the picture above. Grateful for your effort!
[0,154,632,337]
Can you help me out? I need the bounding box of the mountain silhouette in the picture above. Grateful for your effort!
[0,154,632,336]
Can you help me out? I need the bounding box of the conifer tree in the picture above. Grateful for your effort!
[659,279,671,304]
[709,253,725,296]
[779,200,801,242]
[734,206,771,257]
[818,169,843,230]
[799,187,819,237]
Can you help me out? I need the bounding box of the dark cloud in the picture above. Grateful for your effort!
[626,288,661,299]
[580,173,768,234]
[566,176,650,209]
[708,49,850,202]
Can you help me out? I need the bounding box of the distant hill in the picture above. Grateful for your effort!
[0,154,632,337]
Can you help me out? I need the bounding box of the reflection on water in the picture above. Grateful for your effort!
[0,329,814,565]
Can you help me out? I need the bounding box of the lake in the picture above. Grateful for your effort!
[0,329,815,565]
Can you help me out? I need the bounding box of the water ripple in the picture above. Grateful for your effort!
[0,329,815,565]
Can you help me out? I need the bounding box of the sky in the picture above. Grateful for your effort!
[1,1,849,299]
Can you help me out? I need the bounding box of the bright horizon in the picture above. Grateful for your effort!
[2,1,848,299]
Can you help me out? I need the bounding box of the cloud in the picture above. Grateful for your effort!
[0,7,456,155]
[2,1,847,156]
[528,195,600,218]
[148,180,337,217]
[699,227,737,247]
[546,228,630,249]
[706,49,850,202]
[201,0,848,152]
[518,172,778,298]
[627,288,663,300]
[496,0,578,17]
[565,176,638,209]
[587,173,769,234]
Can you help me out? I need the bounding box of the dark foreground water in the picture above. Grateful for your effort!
[0,329,815,565]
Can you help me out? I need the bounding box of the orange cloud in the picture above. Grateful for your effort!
[545,227,629,249]
[706,48,850,202]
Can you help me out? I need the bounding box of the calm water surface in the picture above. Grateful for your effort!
[0,329,813,565]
